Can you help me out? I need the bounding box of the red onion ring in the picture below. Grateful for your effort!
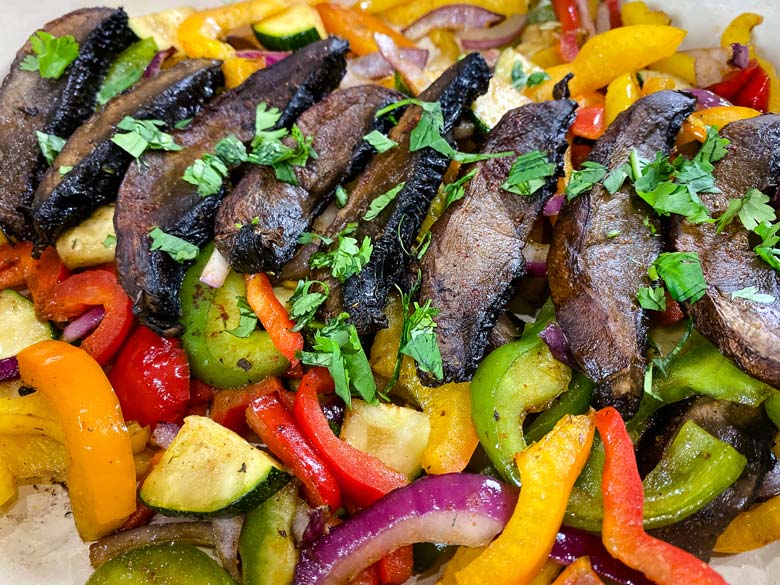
[403,4,504,40]
[61,306,105,343]
[236,49,291,66]
[199,247,231,289]
[523,242,549,277]
[0,356,19,381]
[350,49,429,80]
[375,33,430,95]
[151,422,181,450]
[728,43,749,70]
[143,48,176,79]
[684,88,733,110]
[539,322,578,369]
[458,14,527,50]
[543,193,566,216]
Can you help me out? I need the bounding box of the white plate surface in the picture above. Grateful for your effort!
[1,1,779,583]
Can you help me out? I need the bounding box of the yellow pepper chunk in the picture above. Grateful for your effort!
[605,73,640,125]
[382,0,527,27]
[720,13,763,54]
[0,390,63,441]
[527,25,686,102]
[454,414,595,585]
[714,495,780,553]
[437,546,486,585]
[17,341,136,541]
[357,0,414,14]
[621,2,670,26]
[0,457,16,506]
[0,435,68,484]
[222,57,266,89]
[649,53,697,85]
[692,105,761,129]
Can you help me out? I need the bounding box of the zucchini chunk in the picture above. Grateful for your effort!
[252,4,326,51]
[0,290,56,359]
[140,416,290,517]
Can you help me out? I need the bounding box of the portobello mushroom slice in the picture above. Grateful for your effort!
[114,38,348,336]
[415,100,576,385]
[670,114,780,388]
[32,59,223,248]
[313,53,490,334]
[0,8,135,241]
[639,396,772,561]
[548,91,696,417]
[214,85,402,274]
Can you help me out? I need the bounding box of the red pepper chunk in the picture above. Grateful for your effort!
[293,369,408,508]
[571,105,606,140]
[27,247,70,318]
[245,272,303,365]
[109,326,191,427]
[707,60,770,111]
[377,546,414,585]
[212,376,286,434]
[595,407,728,585]
[552,0,581,62]
[0,242,37,290]
[246,390,342,511]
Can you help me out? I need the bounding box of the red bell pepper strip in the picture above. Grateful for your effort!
[571,105,606,140]
[351,566,380,585]
[211,376,286,434]
[246,390,342,511]
[26,247,69,318]
[44,270,133,365]
[109,326,191,427]
[552,0,581,62]
[293,368,408,508]
[595,407,728,585]
[605,0,622,28]
[0,242,37,290]
[707,60,770,111]
[189,380,216,406]
[245,273,303,365]
[377,546,414,585]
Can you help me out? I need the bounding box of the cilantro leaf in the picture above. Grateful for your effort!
[310,225,373,282]
[148,227,199,263]
[252,102,285,149]
[58,165,73,176]
[111,117,181,158]
[103,234,116,248]
[603,162,631,194]
[637,285,666,311]
[754,221,780,271]
[415,230,432,259]
[363,130,397,153]
[501,150,555,196]
[738,188,776,231]
[510,61,527,90]
[695,126,730,165]
[648,252,707,304]
[288,279,329,331]
[182,154,229,197]
[20,31,79,79]
[174,117,193,130]
[636,182,711,224]
[225,296,258,338]
[298,231,333,246]
[36,131,65,165]
[214,135,248,166]
[364,182,405,221]
[334,185,348,208]
[444,168,478,208]
[400,299,443,379]
[526,71,551,88]
[730,286,775,304]
[566,161,606,200]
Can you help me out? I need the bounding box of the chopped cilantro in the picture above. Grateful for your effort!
[603,162,631,194]
[103,234,116,248]
[20,31,79,79]
[58,165,73,176]
[526,71,551,88]
[298,231,333,246]
[148,227,199,263]
[310,224,373,282]
[643,215,659,235]
[501,150,555,196]
[363,129,397,153]
[754,221,780,271]
[363,182,405,221]
[444,168,478,208]
[637,285,666,311]
[717,188,776,233]
[36,131,65,165]
[174,117,193,130]
[225,296,258,338]
[415,230,432,259]
[527,0,556,24]
[214,134,248,166]
[730,286,775,304]
[695,126,730,165]
[182,154,229,197]
[335,184,348,208]
[288,279,330,331]
[607,229,621,238]
[566,161,606,200]
[648,252,707,304]
[510,61,527,90]
[111,117,181,159]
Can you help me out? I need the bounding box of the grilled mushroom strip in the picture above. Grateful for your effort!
[214,85,402,274]
[548,91,696,417]
[670,114,780,388]
[416,100,576,385]
[0,8,135,240]
[32,59,223,248]
[114,38,348,336]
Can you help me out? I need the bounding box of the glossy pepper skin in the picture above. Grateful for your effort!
[454,414,595,585]
[551,0,581,62]
[570,104,606,140]
[707,60,770,112]
[245,273,303,366]
[0,242,37,289]
[109,326,191,428]
[212,376,286,435]
[17,341,136,540]
[595,407,728,585]
[714,495,780,553]
[293,368,408,508]
[246,390,342,511]
[551,556,604,585]
[315,3,414,56]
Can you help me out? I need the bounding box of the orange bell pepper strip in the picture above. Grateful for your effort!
[17,341,136,540]
[680,105,760,144]
[454,414,595,585]
[0,242,37,290]
[178,0,290,59]
[316,3,415,56]
[551,557,604,585]
[594,407,728,585]
[222,56,266,89]
[245,273,303,366]
[714,495,780,554]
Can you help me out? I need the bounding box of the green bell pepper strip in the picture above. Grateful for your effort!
[765,394,780,430]
[524,372,594,444]
[470,301,572,486]
[565,420,747,531]
[180,244,289,388]
[96,37,159,106]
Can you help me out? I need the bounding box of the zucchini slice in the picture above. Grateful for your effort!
[140,416,290,517]
[252,4,325,52]
[0,290,56,359]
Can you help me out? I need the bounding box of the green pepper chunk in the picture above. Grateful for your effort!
[765,393,780,430]
[565,420,747,531]
[180,244,289,388]
[86,542,236,584]
[239,482,299,585]
[96,37,159,106]
[524,372,594,444]
[470,301,572,486]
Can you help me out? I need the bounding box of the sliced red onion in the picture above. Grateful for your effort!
[594,1,612,34]
[729,43,749,70]
[551,527,654,585]
[151,422,181,450]
[293,499,316,546]
[543,193,566,216]
[458,14,527,50]
[375,33,430,95]
[685,88,733,110]
[213,516,244,582]
[0,356,19,381]
[301,507,329,548]
[523,242,549,277]
[575,0,596,37]
[199,247,231,289]
[293,473,516,584]
[403,5,504,40]
[350,49,429,80]
[143,48,175,79]
[236,49,291,66]
[61,306,105,343]
[539,322,578,369]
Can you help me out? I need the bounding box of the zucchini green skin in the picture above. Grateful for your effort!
[86,543,236,584]
[0,289,56,359]
[251,4,324,51]
[180,244,289,389]
[253,26,321,51]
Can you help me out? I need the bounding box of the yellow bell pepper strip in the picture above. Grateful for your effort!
[679,105,760,144]
[358,0,414,14]
[437,547,485,585]
[714,495,780,553]
[17,341,136,541]
[0,435,68,484]
[381,0,527,28]
[126,422,151,455]
[641,75,675,96]
[720,13,763,54]
[454,414,595,585]
[178,0,290,59]
[222,56,266,89]
[649,53,697,85]
[0,390,63,441]
[316,3,414,56]
[620,1,670,26]
[551,557,604,585]
[595,407,728,585]
[527,25,685,102]
[604,73,640,125]
[0,457,15,506]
